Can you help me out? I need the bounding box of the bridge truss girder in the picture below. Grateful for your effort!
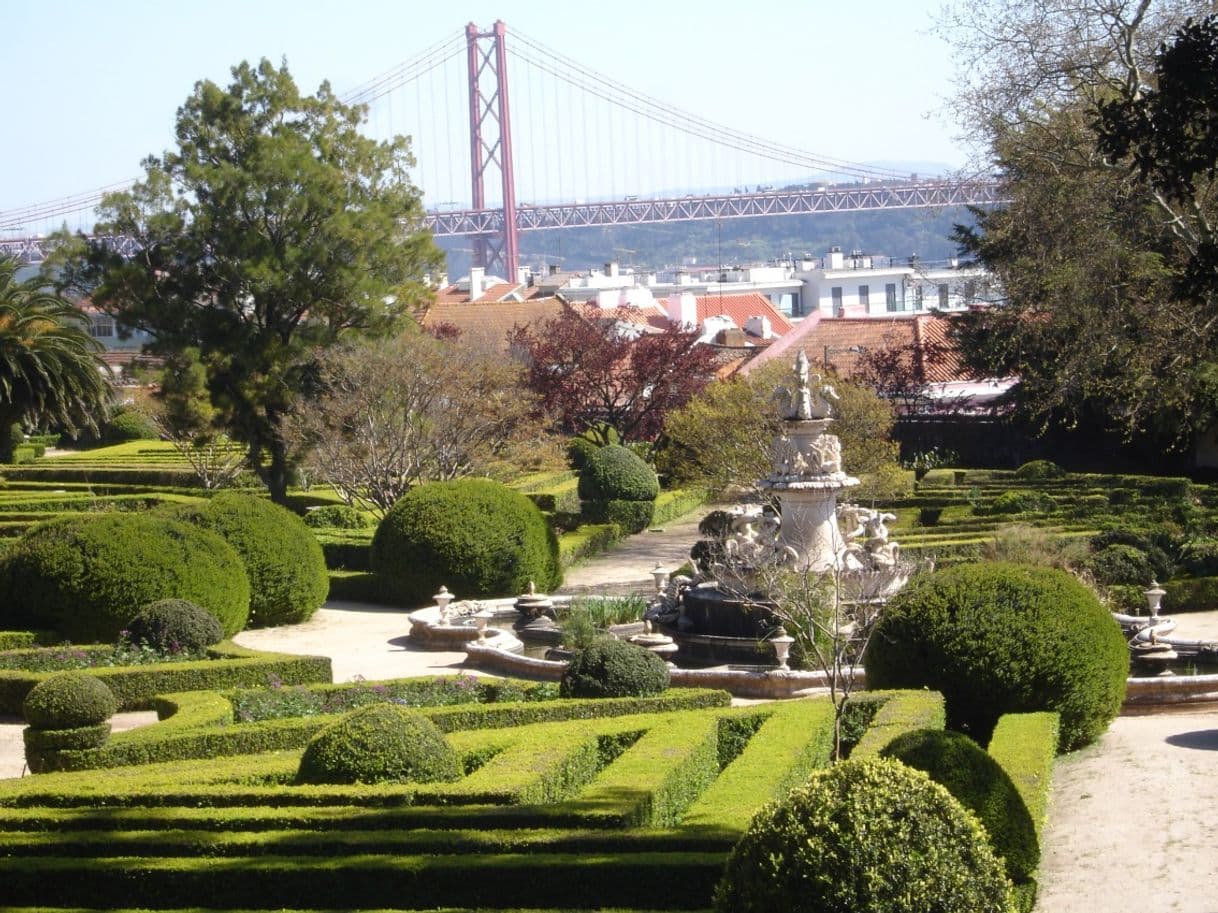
[424,179,1005,236]
[1,180,1006,265]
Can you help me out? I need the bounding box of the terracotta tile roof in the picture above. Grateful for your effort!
[911,314,965,383]
[692,292,794,337]
[709,348,762,379]
[420,297,567,355]
[431,281,544,305]
[743,313,970,383]
[576,293,792,341]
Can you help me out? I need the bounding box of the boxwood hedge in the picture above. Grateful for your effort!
[578,445,659,502]
[714,757,1011,913]
[0,642,331,716]
[0,514,250,641]
[165,492,328,628]
[864,562,1127,750]
[371,479,561,606]
[297,704,462,785]
[881,727,1039,883]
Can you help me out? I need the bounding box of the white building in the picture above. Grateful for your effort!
[522,247,992,320]
[793,247,990,318]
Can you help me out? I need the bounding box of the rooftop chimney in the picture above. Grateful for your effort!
[744,315,773,339]
[665,292,699,329]
[469,266,486,301]
[605,261,620,278]
[716,326,747,346]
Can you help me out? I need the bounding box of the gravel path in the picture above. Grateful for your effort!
[1036,708,1218,912]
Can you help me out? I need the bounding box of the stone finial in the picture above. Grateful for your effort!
[777,350,839,421]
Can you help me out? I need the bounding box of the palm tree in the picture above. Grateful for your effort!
[0,256,112,462]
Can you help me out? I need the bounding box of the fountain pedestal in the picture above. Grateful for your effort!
[758,404,858,573]
[764,475,858,571]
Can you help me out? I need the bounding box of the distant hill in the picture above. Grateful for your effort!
[437,204,980,277]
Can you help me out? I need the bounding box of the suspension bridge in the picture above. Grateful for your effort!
[0,20,1003,278]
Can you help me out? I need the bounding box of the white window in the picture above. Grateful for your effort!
[89,316,115,338]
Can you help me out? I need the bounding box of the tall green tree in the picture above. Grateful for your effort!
[0,257,111,462]
[57,59,443,501]
[940,0,1218,445]
[658,359,903,499]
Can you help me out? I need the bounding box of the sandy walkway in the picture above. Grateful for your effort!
[1037,709,1218,912]
[232,601,475,684]
[558,511,705,594]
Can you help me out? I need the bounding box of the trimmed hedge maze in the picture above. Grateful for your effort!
[0,687,1058,913]
[892,467,1218,610]
[2,447,708,601]
[0,642,332,715]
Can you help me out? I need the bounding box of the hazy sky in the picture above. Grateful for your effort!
[2,0,971,230]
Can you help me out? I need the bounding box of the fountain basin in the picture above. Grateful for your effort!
[681,584,777,639]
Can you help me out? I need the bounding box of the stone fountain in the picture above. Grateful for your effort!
[649,350,910,665]
[760,348,859,570]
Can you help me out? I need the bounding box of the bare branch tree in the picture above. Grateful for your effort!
[146,411,249,491]
[754,563,887,757]
[287,331,544,517]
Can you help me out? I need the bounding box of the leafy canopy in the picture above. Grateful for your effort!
[0,257,111,461]
[941,1,1218,446]
[55,59,442,500]
[659,357,901,498]
[510,305,719,445]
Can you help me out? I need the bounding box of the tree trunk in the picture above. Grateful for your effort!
[265,437,290,505]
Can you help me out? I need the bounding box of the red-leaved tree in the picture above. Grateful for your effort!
[850,329,955,416]
[509,306,720,444]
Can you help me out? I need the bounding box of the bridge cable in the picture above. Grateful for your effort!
[510,29,909,182]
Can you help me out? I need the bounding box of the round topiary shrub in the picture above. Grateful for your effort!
[103,408,160,443]
[578,444,660,502]
[23,672,117,729]
[296,703,461,785]
[1086,543,1156,586]
[560,636,671,698]
[566,435,600,471]
[1090,529,1174,581]
[863,562,1128,750]
[0,514,250,642]
[581,498,656,534]
[371,479,561,607]
[1013,459,1064,480]
[126,598,225,653]
[880,728,1039,883]
[714,757,1011,913]
[990,489,1054,515]
[23,723,112,753]
[165,492,328,628]
[304,504,372,529]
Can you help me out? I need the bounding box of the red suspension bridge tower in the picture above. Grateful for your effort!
[466,20,519,280]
